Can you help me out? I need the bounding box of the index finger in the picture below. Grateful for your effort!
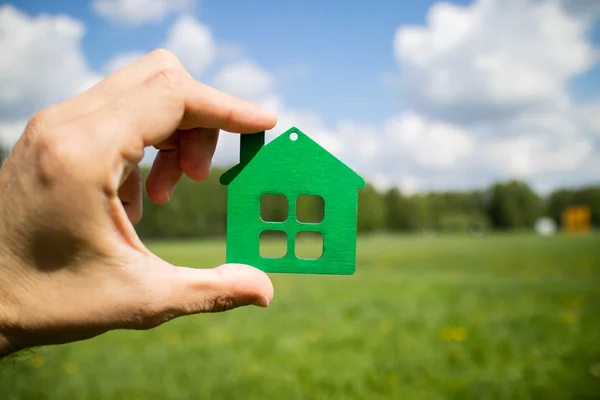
[177,78,277,133]
[53,49,189,124]
[89,67,277,158]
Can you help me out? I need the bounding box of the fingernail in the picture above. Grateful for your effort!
[255,296,271,308]
[167,186,176,200]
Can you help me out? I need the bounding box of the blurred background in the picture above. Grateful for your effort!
[0,0,599,398]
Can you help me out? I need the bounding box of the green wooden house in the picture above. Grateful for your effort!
[220,127,365,275]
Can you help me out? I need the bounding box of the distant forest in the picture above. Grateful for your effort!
[134,166,599,239]
[1,145,598,238]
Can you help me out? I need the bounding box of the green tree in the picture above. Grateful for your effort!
[135,167,228,239]
[433,191,489,233]
[546,189,573,227]
[546,186,600,228]
[409,193,436,232]
[574,187,600,227]
[485,180,543,230]
[383,188,414,231]
[358,183,385,233]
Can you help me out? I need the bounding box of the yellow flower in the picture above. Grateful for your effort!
[30,354,45,368]
[63,362,79,376]
[441,326,467,342]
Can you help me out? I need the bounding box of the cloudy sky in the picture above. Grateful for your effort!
[0,0,599,194]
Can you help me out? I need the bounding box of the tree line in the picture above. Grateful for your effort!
[0,144,597,238]
[136,166,599,238]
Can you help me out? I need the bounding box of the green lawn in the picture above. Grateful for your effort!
[2,233,600,399]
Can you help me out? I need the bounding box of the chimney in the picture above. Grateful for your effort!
[240,131,265,165]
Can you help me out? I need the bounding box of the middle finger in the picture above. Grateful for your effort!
[179,127,220,181]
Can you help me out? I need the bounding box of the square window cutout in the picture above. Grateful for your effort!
[260,230,287,258]
[296,195,324,223]
[260,194,288,222]
[295,231,323,259]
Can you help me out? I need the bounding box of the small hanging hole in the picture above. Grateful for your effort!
[290,132,298,141]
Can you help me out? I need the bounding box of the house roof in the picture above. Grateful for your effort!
[220,126,365,188]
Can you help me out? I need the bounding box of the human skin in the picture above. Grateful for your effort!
[0,49,276,358]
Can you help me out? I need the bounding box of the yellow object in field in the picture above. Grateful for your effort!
[562,205,591,235]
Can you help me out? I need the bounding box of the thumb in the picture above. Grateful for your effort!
[132,256,274,329]
[170,263,274,313]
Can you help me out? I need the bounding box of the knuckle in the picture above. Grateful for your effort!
[34,127,60,159]
[26,111,47,134]
[147,69,185,116]
[154,68,183,90]
[25,108,56,141]
[35,123,86,180]
[29,107,57,125]
[148,48,182,70]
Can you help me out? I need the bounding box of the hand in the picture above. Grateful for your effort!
[0,49,276,358]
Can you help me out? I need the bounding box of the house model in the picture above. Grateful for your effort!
[220,127,365,275]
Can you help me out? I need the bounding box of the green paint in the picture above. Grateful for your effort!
[220,126,365,275]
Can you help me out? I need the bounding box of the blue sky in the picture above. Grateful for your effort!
[8,0,597,124]
[1,0,599,193]
[5,0,446,124]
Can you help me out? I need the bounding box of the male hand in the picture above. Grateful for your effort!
[0,49,276,357]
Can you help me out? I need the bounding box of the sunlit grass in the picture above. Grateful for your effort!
[1,233,599,399]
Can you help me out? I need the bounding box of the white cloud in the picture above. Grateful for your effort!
[580,101,600,135]
[384,113,473,169]
[92,0,192,26]
[103,51,145,73]
[0,5,101,144]
[0,119,27,147]
[104,14,216,78]
[163,15,215,75]
[212,60,273,99]
[370,173,421,195]
[380,0,600,191]
[482,133,593,177]
[394,0,597,123]
[217,44,246,63]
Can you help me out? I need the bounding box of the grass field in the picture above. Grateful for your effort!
[1,233,599,399]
